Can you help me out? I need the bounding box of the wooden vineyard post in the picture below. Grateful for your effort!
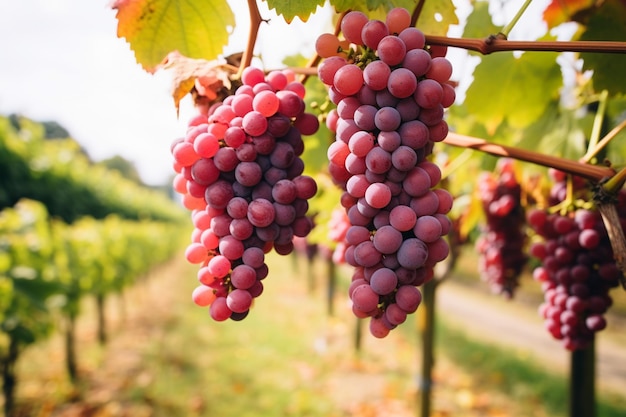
[354,317,363,353]
[327,257,336,317]
[570,338,596,417]
[419,278,437,417]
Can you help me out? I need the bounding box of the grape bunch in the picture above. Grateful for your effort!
[171,66,319,321]
[475,158,527,297]
[528,176,625,350]
[316,8,454,337]
[327,207,351,264]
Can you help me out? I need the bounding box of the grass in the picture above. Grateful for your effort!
[11,251,626,417]
[431,318,626,417]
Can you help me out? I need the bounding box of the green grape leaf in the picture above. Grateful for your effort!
[605,95,626,167]
[464,51,562,133]
[263,0,325,22]
[518,101,588,161]
[579,0,626,96]
[330,0,388,12]
[416,0,458,36]
[463,1,499,40]
[12,277,63,311]
[111,0,235,73]
[331,0,458,35]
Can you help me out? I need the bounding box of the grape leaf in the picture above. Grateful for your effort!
[282,54,331,174]
[464,51,562,133]
[463,1,499,40]
[161,53,235,112]
[518,101,588,161]
[111,0,234,73]
[579,0,626,96]
[330,0,388,12]
[416,0,458,36]
[331,0,458,35]
[605,96,626,167]
[542,0,595,29]
[263,0,325,22]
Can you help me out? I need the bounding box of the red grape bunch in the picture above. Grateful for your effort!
[327,207,351,264]
[475,158,527,297]
[316,8,454,337]
[171,67,319,322]
[528,174,625,350]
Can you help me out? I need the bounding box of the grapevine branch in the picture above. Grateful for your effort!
[442,132,616,181]
[425,35,626,54]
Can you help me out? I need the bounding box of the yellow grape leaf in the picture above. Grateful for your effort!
[457,192,484,242]
[161,52,236,112]
[416,0,458,36]
[111,0,235,73]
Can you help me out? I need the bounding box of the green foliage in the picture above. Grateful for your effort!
[415,0,458,36]
[605,95,626,167]
[306,175,344,248]
[0,200,60,348]
[517,101,588,161]
[462,0,500,41]
[263,0,325,23]
[0,115,185,223]
[40,120,71,139]
[97,155,144,185]
[0,197,186,361]
[579,0,626,96]
[464,50,562,134]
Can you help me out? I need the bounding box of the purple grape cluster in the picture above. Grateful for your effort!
[317,8,454,338]
[529,180,625,350]
[171,67,319,321]
[475,159,527,297]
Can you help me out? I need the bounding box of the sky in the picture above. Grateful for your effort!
[0,0,333,186]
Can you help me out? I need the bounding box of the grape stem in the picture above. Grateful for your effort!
[499,0,534,39]
[425,35,626,54]
[580,118,626,164]
[585,90,609,163]
[237,0,265,79]
[410,0,427,27]
[442,132,616,181]
[602,167,626,194]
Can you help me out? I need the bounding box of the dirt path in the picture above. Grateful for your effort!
[436,281,626,394]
